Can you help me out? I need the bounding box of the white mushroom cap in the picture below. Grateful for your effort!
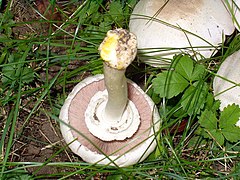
[213,50,240,127]
[225,0,240,30]
[129,0,235,66]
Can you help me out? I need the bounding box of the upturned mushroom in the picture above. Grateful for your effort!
[59,28,160,167]
[129,0,235,67]
[213,49,240,127]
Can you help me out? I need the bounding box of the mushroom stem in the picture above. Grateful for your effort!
[103,62,128,123]
[98,28,137,125]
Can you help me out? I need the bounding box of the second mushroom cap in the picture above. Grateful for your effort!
[129,0,235,67]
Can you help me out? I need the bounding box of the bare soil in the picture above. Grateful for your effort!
[3,0,88,177]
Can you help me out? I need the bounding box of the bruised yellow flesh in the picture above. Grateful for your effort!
[100,33,118,62]
[99,29,137,70]
[99,32,122,69]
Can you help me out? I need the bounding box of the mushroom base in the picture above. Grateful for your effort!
[59,74,160,167]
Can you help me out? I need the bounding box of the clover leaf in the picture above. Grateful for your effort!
[152,55,206,102]
[173,55,194,80]
[152,70,189,99]
[199,109,224,145]
[220,105,240,143]
[199,104,240,145]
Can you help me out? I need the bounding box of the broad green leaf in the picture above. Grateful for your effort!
[152,71,189,98]
[181,82,208,115]
[90,12,103,24]
[173,55,206,82]
[8,54,14,63]
[22,67,34,84]
[99,21,112,32]
[208,129,225,146]
[199,110,225,145]
[219,104,240,143]
[2,65,34,85]
[109,1,123,15]
[191,64,205,81]
[2,65,15,84]
[199,110,218,130]
[109,1,124,26]
[220,104,240,127]
[205,93,220,112]
[86,1,100,16]
[222,127,240,143]
[76,1,100,24]
[174,55,193,81]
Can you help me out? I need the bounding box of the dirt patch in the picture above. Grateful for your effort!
[2,0,88,177]
[8,102,77,176]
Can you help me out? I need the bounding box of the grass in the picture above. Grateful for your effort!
[0,0,240,179]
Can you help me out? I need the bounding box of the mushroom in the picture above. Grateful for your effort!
[59,28,160,167]
[129,0,235,67]
[225,0,240,30]
[213,49,240,127]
